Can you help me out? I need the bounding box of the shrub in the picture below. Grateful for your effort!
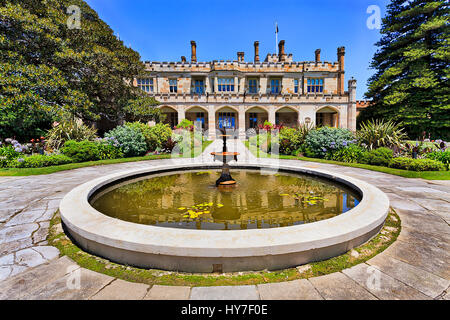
[279,126,311,155]
[359,147,394,167]
[0,144,22,160]
[328,145,365,163]
[389,158,445,171]
[304,127,355,158]
[105,125,147,157]
[176,119,195,131]
[62,140,123,162]
[357,120,407,150]
[126,122,172,152]
[427,151,450,170]
[8,154,73,168]
[46,119,98,150]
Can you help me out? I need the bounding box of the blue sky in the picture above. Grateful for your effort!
[86,0,390,99]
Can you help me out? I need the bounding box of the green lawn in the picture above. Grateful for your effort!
[244,141,450,180]
[0,140,213,177]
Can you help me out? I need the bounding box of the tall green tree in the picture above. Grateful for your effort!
[359,0,450,140]
[0,0,160,140]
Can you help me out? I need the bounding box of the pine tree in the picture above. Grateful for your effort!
[359,0,450,140]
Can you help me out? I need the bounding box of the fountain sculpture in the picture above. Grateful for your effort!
[211,130,240,187]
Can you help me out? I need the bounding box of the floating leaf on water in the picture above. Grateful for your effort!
[217,204,224,208]
[178,207,186,210]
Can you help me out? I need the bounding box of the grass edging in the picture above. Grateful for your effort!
[0,140,213,177]
[244,141,450,180]
[48,209,401,287]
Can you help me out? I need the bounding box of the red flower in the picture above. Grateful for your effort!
[31,139,35,143]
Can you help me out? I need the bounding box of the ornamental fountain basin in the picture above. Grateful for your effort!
[59,163,390,273]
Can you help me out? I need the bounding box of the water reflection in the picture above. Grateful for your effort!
[91,170,361,230]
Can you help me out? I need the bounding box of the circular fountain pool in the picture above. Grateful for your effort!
[60,163,389,273]
[90,169,360,231]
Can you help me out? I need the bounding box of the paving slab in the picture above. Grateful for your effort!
[308,272,377,300]
[398,227,449,251]
[257,279,323,300]
[412,198,450,212]
[0,223,39,244]
[90,279,149,300]
[4,210,46,227]
[190,285,260,300]
[384,239,450,279]
[22,267,115,300]
[0,256,79,300]
[367,254,449,298]
[395,209,450,236]
[342,263,430,300]
[389,199,425,212]
[145,285,191,300]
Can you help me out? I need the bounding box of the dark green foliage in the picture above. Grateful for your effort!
[0,145,21,160]
[124,96,162,123]
[0,0,153,139]
[125,122,172,152]
[359,0,450,140]
[427,150,450,169]
[279,127,309,155]
[328,145,365,163]
[389,157,446,171]
[105,125,147,157]
[359,147,394,167]
[61,140,123,162]
[7,154,73,168]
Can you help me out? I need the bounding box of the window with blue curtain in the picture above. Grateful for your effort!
[294,79,299,93]
[271,79,281,94]
[194,80,204,94]
[169,79,178,93]
[218,78,235,92]
[248,79,258,94]
[307,78,324,93]
[137,78,153,93]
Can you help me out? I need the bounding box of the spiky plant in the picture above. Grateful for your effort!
[46,119,98,151]
[357,120,407,150]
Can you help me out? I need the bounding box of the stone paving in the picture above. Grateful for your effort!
[0,140,449,300]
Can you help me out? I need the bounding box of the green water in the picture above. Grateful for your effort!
[91,170,360,230]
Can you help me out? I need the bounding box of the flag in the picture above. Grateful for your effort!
[276,23,279,34]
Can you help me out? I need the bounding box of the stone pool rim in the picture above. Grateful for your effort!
[59,162,390,273]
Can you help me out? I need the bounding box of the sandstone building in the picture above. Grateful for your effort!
[135,40,357,140]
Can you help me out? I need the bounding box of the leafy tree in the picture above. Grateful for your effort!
[0,0,160,139]
[124,95,162,123]
[359,0,450,140]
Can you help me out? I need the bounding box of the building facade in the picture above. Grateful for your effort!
[134,40,357,140]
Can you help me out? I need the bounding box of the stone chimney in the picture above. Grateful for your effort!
[181,56,186,63]
[237,52,245,62]
[315,49,321,63]
[191,41,197,63]
[337,46,346,95]
[278,40,286,62]
[254,41,260,63]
